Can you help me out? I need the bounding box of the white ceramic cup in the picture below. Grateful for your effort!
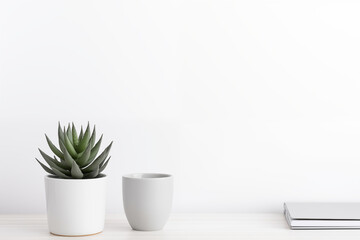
[122,173,173,231]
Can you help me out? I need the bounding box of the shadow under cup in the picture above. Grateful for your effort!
[122,173,174,231]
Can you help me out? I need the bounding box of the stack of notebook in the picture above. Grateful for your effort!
[284,202,360,229]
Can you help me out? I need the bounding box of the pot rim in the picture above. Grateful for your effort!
[44,174,106,181]
[123,173,173,180]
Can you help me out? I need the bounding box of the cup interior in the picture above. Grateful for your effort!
[123,173,172,179]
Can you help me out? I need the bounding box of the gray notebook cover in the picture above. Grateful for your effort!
[285,202,360,220]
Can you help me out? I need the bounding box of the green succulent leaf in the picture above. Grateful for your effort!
[59,138,66,153]
[59,141,74,169]
[38,148,61,167]
[71,161,84,179]
[45,134,64,160]
[58,122,65,146]
[99,156,110,173]
[66,123,73,145]
[72,123,79,146]
[52,168,71,178]
[83,166,99,178]
[76,143,92,167]
[64,133,78,158]
[38,149,69,174]
[83,141,112,173]
[87,135,103,164]
[54,155,64,164]
[89,126,96,148]
[76,123,91,153]
[35,158,55,175]
[79,127,84,141]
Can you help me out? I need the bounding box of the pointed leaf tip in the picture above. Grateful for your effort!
[35,158,55,175]
[76,123,91,153]
[45,134,64,160]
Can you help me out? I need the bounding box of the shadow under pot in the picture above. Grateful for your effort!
[44,175,107,236]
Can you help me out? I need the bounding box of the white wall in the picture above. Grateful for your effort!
[1,0,360,214]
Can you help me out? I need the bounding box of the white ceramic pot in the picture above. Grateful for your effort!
[122,173,173,231]
[44,175,107,236]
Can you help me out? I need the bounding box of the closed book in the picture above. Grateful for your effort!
[284,202,360,229]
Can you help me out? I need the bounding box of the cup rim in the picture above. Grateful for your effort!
[123,173,172,180]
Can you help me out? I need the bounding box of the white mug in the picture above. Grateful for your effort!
[122,173,173,231]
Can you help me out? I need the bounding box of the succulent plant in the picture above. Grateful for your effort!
[36,122,113,179]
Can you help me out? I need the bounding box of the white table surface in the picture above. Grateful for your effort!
[2,213,360,239]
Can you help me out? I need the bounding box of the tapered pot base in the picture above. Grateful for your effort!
[50,231,102,237]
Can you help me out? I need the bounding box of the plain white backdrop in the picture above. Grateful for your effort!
[1,0,360,214]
